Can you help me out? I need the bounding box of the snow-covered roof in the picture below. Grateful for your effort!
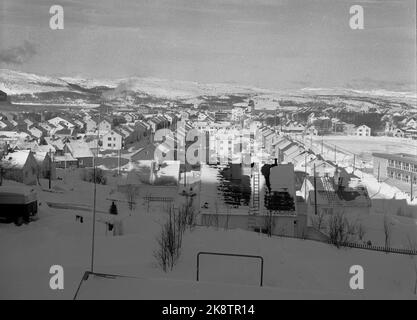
[1,150,32,169]
[66,141,94,159]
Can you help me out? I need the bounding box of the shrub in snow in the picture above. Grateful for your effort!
[81,168,107,185]
[327,211,358,248]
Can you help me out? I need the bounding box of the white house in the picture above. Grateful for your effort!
[83,117,97,132]
[102,130,123,151]
[356,125,371,137]
[48,117,75,129]
[406,118,417,129]
[98,119,112,134]
[28,126,44,139]
[0,150,38,185]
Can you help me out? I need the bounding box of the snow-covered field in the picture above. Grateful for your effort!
[312,136,417,163]
[1,176,417,299]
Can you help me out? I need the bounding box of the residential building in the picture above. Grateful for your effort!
[373,153,417,186]
[102,130,123,151]
[0,150,38,185]
[356,125,371,137]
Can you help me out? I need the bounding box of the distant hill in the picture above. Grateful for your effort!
[0,69,415,111]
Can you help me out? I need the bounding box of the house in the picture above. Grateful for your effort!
[38,122,55,134]
[301,175,371,225]
[102,130,123,151]
[281,123,305,134]
[97,119,112,133]
[48,117,75,129]
[0,120,8,130]
[131,143,156,161]
[124,121,150,146]
[45,137,65,156]
[0,150,38,185]
[28,125,46,139]
[124,113,135,123]
[83,117,97,132]
[356,125,371,137]
[64,140,94,167]
[373,153,417,187]
[33,152,56,180]
[406,118,417,129]
[390,128,405,138]
[404,127,417,140]
[53,153,78,169]
[24,119,34,128]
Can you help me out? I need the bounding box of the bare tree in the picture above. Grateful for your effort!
[357,223,366,242]
[383,215,393,251]
[154,209,182,272]
[404,235,417,295]
[263,211,275,237]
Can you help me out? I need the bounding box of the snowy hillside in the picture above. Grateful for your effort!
[0,69,70,95]
[0,176,416,300]
[0,69,415,108]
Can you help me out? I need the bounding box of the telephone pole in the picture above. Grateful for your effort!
[90,113,101,273]
[313,164,318,216]
[49,149,52,189]
[353,154,356,173]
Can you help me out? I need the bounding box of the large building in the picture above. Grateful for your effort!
[373,153,417,186]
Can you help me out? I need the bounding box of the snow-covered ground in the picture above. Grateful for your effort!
[1,175,417,299]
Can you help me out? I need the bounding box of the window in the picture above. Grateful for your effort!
[108,137,111,141]
[108,143,112,147]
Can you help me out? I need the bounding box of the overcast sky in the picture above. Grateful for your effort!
[0,0,415,91]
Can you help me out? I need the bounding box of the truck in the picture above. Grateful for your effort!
[0,186,38,225]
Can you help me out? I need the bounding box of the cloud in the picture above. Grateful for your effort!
[0,41,37,65]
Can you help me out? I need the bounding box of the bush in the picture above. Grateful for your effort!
[327,212,357,248]
[81,168,107,185]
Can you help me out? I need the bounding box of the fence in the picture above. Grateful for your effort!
[272,232,417,256]
[327,240,417,256]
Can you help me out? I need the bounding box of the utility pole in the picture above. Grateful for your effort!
[411,173,414,201]
[49,149,52,189]
[321,137,324,155]
[304,152,307,200]
[118,148,121,176]
[377,162,381,183]
[90,113,101,273]
[313,164,318,216]
[353,154,356,173]
[334,145,337,163]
